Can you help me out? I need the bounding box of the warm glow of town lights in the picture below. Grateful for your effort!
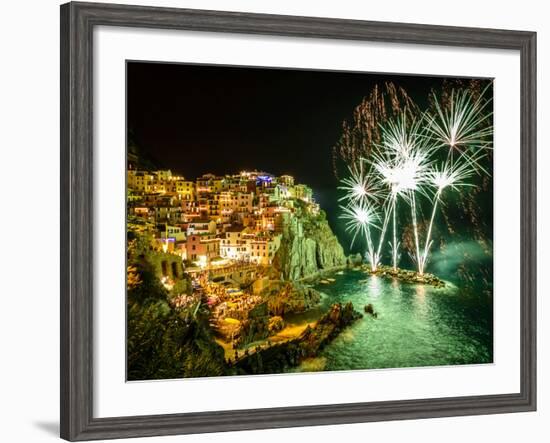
[127,169,320,269]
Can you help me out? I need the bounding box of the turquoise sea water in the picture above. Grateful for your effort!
[286,269,493,373]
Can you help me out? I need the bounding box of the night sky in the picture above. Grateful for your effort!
[127,62,449,200]
[128,62,479,251]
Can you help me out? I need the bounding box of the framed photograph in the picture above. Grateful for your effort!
[60,1,536,441]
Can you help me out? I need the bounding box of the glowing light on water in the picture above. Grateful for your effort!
[367,274,382,296]
[415,284,426,299]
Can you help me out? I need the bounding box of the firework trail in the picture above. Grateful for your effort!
[415,83,493,273]
[417,151,482,274]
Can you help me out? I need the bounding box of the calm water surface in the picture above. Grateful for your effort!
[286,269,493,373]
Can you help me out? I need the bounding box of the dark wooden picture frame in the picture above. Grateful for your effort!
[60,2,537,441]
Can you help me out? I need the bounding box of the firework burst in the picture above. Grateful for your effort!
[337,82,492,277]
[332,82,419,178]
[426,87,493,172]
[428,154,479,193]
[337,160,386,205]
[371,113,435,270]
[339,200,380,269]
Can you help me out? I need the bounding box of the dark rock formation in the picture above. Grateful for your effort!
[128,290,227,380]
[273,207,346,281]
[265,282,321,316]
[236,302,270,346]
[364,303,378,318]
[347,252,363,267]
[284,284,321,314]
[368,265,446,287]
[234,302,363,374]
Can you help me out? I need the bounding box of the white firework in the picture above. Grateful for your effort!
[338,86,491,276]
[426,86,493,172]
[339,200,380,269]
[371,113,436,271]
[379,113,418,158]
[374,113,435,198]
[417,152,481,274]
[338,160,385,204]
[428,155,478,193]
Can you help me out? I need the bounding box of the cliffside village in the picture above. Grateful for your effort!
[128,168,319,266]
[127,167,328,348]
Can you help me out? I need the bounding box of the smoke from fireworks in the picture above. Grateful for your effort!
[333,82,419,178]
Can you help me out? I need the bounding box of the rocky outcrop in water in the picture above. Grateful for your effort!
[364,303,378,318]
[367,265,446,288]
[273,206,346,281]
[234,302,362,374]
[347,252,363,267]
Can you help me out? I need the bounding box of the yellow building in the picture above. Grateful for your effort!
[175,180,195,200]
[187,219,217,236]
[292,184,313,202]
[196,173,215,195]
[128,170,154,192]
[236,192,254,212]
[248,234,281,265]
[211,177,226,193]
[155,170,172,181]
[278,175,295,187]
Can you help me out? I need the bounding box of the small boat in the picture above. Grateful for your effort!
[326,278,336,282]
[320,279,330,284]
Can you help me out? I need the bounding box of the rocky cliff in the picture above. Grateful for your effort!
[234,302,363,374]
[273,206,346,281]
[263,282,322,316]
